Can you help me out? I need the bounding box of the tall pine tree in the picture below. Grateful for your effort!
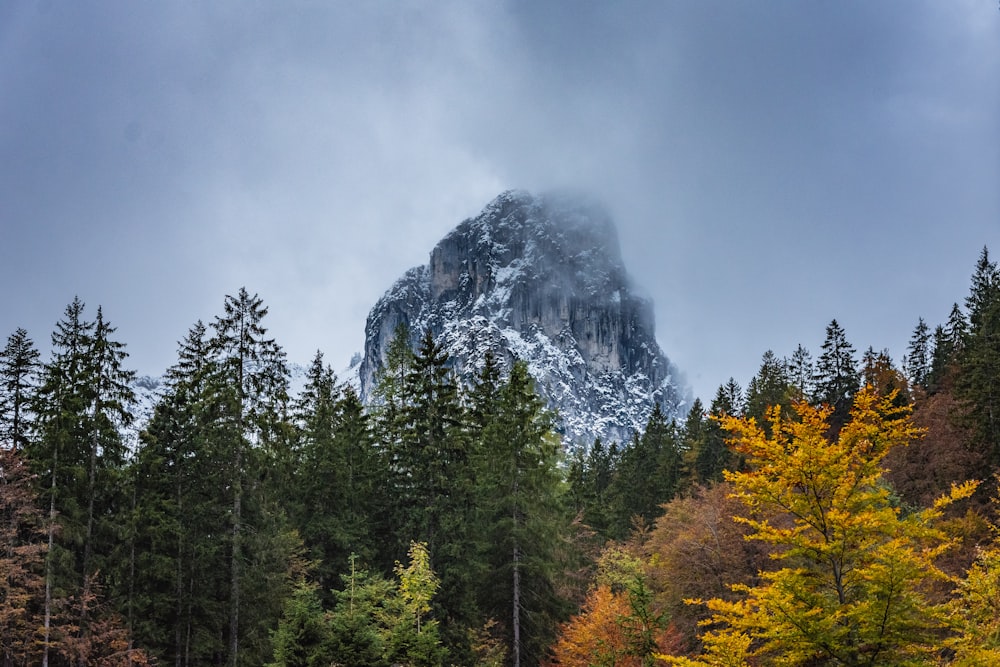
[813,319,859,430]
[208,287,291,667]
[0,328,40,451]
[475,361,567,667]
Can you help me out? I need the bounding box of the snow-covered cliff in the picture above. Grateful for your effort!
[355,190,689,447]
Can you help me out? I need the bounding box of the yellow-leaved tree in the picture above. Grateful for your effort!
[659,386,976,666]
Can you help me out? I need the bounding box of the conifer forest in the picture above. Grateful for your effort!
[2,246,1000,667]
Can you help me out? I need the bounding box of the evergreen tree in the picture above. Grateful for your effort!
[813,319,859,429]
[291,351,381,597]
[394,330,478,656]
[786,344,814,403]
[80,307,136,630]
[30,298,137,663]
[394,330,466,555]
[208,287,292,667]
[569,437,618,539]
[371,323,415,448]
[693,380,742,483]
[680,398,706,490]
[955,247,1000,464]
[475,361,567,667]
[743,351,790,428]
[607,405,682,537]
[0,328,40,450]
[127,317,243,666]
[905,317,931,390]
[266,582,333,667]
[927,323,953,393]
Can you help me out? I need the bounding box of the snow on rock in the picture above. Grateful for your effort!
[355,190,690,449]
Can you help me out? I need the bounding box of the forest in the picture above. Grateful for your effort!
[0,246,998,667]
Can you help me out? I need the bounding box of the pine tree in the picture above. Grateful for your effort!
[743,351,790,429]
[0,328,40,451]
[291,352,381,597]
[80,307,136,633]
[786,344,814,403]
[32,297,94,667]
[208,287,291,667]
[813,319,859,429]
[607,405,682,537]
[955,247,1000,464]
[475,361,567,667]
[693,381,742,483]
[905,317,931,390]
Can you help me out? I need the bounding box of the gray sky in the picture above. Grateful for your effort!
[2,1,998,403]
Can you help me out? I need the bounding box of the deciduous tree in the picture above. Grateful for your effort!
[660,387,975,666]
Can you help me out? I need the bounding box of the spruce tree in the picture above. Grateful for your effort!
[31,298,96,666]
[475,361,567,667]
[208,287,291,667]
[956,248,1000,464]
[0,328,40,450]
[813,319,860,429]
[786,344,814,403]
[30,298,137,664]
[928,324,953,393]
[744,350,791,428]
[905,317,931,390]
[395,330,478,657]
[292,352,381,598]
[79,306,136,635]
[681,397,706,489]
[126,318,238,665]
[606,405,682,537]
[693,380,742,483]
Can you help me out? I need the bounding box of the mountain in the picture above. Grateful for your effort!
[353,189,689,447]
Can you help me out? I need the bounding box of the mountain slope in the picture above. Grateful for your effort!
[355,190,689,446]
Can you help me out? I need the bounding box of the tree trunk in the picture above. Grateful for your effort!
[512,540,521,667]
[228,439,242,667]
[42,441,57,667]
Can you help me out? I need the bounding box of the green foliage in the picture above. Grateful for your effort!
[290,352,382,597]
[475,360,569,667]
[955,247,1000,464]
[276,550,447,667]
[692,381,742,484]
[743,350,791,429]
[0,327,40,450]
[607,406,683,538]
[813,318,860,429]
[268,582,333,667]
[905,317,931,390]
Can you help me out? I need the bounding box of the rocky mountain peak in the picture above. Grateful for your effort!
[356,190,688,447]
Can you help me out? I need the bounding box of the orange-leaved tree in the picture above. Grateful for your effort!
[659,386,976,666]
[548,545,677,667]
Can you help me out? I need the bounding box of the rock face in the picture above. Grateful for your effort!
[355,190,688,447]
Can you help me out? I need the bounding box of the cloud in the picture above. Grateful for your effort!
[0,1,996,402]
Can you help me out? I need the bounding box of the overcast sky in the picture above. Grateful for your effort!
[2,1,998,403]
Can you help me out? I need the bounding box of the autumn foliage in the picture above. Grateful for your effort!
[659,387,977,666]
